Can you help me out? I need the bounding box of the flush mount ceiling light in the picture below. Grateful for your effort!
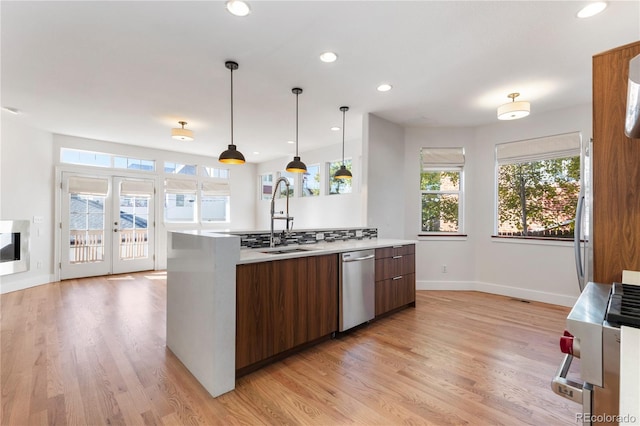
[577,1,608,18]
[377,83,392,92]
[330,126,340,131]
[219,61,246,164]
[320,52,338,63]
[286,88,307,173]
[497,92,530,120]
[171,121,194,141]
[334,106,352,180]
[226,0,251,17]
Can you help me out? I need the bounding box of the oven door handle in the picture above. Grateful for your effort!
[551,354,584,403]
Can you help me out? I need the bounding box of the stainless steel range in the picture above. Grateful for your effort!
[552,282,640,425]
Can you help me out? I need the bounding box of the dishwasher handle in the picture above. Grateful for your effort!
[342,254,375,262]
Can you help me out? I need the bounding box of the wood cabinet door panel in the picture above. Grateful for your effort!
[307,255,338,340]
[236,262,273,369]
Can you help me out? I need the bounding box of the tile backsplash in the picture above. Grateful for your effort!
[234,228,378,249]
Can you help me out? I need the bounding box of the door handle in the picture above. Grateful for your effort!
[551,354,583,403]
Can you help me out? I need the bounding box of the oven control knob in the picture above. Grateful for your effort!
[559,330,580,357]
[560,335,574,354]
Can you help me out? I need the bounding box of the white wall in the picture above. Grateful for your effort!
[254,137,364,231]
[403,127,477,287]
[1,118,56,293]
[364,114,405,239]
[403,103,592,306]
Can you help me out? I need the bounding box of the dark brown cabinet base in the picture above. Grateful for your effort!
[235,254,338,376]
[375,244,416,317]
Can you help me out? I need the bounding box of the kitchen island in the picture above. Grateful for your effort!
[166,229,416,397]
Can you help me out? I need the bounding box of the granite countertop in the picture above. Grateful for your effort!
[620,326,640,424]
[238,238,416,264]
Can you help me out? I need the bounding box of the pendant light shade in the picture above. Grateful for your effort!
[171,121,194,141]
[219,61,246,164]
[334,106,352,180]
[286,88,307,173]
[497,92,530,120]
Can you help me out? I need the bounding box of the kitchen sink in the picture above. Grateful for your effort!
[259,246,316,255]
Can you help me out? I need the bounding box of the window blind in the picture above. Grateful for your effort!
[120,180,154,197]
[201,181,230,196]
[67,176,109,196]
[164,178,197,194]
[421,147,465,170]
[496,132,581,165]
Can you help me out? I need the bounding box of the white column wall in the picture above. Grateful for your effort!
[1,118,56,293]
[363,114,405,239]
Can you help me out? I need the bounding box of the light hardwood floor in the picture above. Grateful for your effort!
[1,271,580,425]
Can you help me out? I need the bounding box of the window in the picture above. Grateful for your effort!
[164,162,196,175]
[114,156,155,171]
[201,181,230,222]
[202,166,229,179]
[327,159,352,194]
[61,148,111,168]
[164,179,197,222]
[278,172,295,198]
[420,148,465,234]
[496,132,581,239]
[260,174,273,200]
[60,148,155,171]
[302,164,320,197]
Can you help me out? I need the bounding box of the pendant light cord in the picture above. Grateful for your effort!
[295,91,299,157]
[230,67,234,145]
[341,109,346,165]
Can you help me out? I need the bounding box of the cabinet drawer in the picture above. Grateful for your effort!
[375,244,415,259]
[375,273,416,316]
[375,254,415,280]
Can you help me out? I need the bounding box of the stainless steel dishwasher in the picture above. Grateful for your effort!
[339,249,376,332]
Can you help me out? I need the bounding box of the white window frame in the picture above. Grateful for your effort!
[419,147,465,236]
[494,132,581,239]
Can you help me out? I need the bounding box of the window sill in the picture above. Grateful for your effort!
[491,235,574,247]
[418,234,468,241]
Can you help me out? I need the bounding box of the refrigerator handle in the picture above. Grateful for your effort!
[574,189,585,292]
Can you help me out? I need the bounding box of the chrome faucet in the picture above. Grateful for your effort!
[270,177,294,247]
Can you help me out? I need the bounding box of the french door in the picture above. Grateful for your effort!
[60,173,155,280]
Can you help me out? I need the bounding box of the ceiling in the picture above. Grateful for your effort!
[2,1,639,163]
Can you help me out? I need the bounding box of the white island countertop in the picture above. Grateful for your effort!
[239,238,416,264]
[620,326,640,425]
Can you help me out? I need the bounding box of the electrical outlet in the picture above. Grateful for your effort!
[37,261,42,269]
[441,265,447,273]
[316,233,324,241]
[355,230,363,238]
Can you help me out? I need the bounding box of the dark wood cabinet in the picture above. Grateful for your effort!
[592,42,640,284]
[374,244,416,316]
[235,254,338,374]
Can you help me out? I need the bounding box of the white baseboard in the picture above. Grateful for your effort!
[0,273,56,294]
[417,280,578,307]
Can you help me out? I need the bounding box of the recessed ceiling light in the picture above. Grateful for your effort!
[331,126,340,131]
[377,83,392,92]
[287,140,295,144]
[320,52,338,63]
[226,0,251,17]
[577,1,607,18]
[2,106,20,115]
[253,151,260,155]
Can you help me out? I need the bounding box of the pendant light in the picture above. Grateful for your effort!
[219,61,246,164]
[334,106,352,180]
[286,88,307,173]
[497,92,530,120]
[171,121,194,141]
